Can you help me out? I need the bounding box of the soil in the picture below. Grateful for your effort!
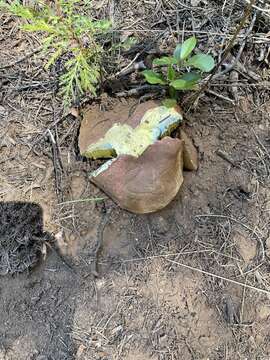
[1,2,270,360]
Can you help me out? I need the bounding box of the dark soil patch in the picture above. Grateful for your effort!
[0,202,52,275]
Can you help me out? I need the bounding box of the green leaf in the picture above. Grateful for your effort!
[142,70,166,85]
[120,36,137,51]
[162,98,177,108]
[22,21,56,33]
[173,37,197,62]
[186,54,215,72]
[183,82,199,90]
[8,2,35,19]
[153,57,177,66]
[180,72,201,82]
[170,79,198,90]
[45,46,63,69]
[93,19,112,31]
[180,36,197,60]
[170,79,187,90]
[167,65,176,81]
[173,44,182,61]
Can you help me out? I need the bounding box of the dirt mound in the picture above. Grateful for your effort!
[0,202,52,275]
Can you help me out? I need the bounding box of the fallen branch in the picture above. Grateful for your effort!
[115,57,146,77]
[216,149,237,167]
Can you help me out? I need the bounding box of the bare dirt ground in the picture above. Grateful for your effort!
[1,1,270,359]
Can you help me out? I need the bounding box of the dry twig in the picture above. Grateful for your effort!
[186,0,257,109]
[166,258,270,296]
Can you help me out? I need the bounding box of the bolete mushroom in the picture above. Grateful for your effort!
[78,100,197,213]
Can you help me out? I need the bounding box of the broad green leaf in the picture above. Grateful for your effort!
[170,79,187,90]
[142,70,166,85]
[180,72,201,82]
[173,44,182,61]
[183,83,199,90]
[186,54,215,72]
[162,98,177,108]
[180,36,197,60]
[153,57,177,66]
[170,79,198,90]
[167,65,176,81]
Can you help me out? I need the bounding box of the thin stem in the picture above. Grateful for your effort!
[169,86,176,99]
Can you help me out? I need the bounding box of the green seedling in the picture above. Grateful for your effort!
[142,36,215,106]
[1,0,111,106]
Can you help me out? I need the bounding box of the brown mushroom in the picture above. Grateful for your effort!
[90,137,184,214]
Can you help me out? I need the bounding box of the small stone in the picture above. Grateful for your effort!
[70,172,87,200]
[255,334,263,345]
[234,231,256,264]
[152,216,170,235]
[258,304,270,320]
[180,129,199,171]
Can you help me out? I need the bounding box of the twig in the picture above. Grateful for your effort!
[115,55,145,77]
[47,128,63,201]
[121,249,212,263]
[196,214,265,261]
[92,207,112,277]
[216,149,237,167]
[15,80,56,91]
[253,129,270,161]
[206,90,235,105]
[186,0,256,109]
[115,84,164,97]
[113,29,270,44]
[57,198,105,206]
[243,0,270,18]
[213,12,257,79]
[166,258,270,295]
[0,46,42,70]
[240,276,248,324]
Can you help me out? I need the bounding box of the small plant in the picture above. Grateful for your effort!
[1,0,111,105]
[142,36,215,106]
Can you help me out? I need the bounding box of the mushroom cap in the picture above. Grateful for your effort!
[90,137,184,214]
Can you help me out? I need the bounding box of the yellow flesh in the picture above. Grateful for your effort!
[83,106,182,159]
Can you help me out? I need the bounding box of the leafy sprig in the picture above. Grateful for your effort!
[142,36,215,105]
[1,0,111,106]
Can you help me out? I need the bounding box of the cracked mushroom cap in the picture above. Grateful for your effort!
[90,137,184,214]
